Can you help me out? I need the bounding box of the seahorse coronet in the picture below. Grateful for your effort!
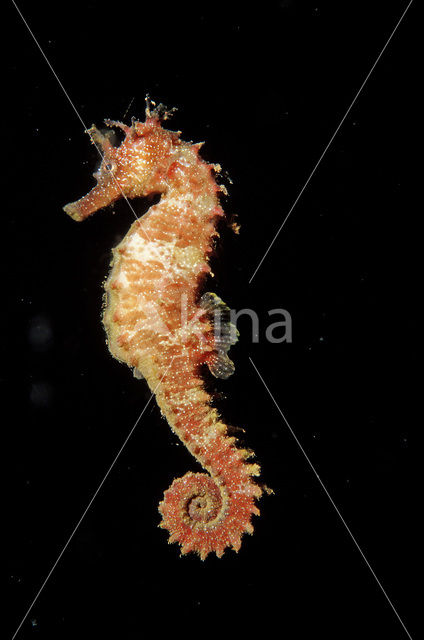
[64,101,263,560]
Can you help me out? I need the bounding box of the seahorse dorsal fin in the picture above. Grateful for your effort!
[207,352,235,379]
[200,292,239,379]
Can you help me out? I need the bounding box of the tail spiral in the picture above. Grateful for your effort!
[159,451,262,559]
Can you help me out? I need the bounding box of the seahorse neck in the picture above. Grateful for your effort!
[160,144,220,213]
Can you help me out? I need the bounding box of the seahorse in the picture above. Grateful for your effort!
[63,101,262,559]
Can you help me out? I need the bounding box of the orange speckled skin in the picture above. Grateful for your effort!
[63,105,262,559]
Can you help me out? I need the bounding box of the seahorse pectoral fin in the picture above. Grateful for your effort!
[133,367,144,380]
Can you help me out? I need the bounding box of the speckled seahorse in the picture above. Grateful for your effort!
[63,101,262,559]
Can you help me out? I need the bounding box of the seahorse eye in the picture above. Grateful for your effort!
[105,163,113,171]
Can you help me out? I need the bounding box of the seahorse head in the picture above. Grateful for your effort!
[64,113,181,222]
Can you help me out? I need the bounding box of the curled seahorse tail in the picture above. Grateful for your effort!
[158,447,262,560]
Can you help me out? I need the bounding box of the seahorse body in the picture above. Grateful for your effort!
[64,103,262,559]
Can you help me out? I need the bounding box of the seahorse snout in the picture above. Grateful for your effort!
[63,181,121,221]
[63,201,83,222]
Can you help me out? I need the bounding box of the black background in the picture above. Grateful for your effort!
[5,1,420,638]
